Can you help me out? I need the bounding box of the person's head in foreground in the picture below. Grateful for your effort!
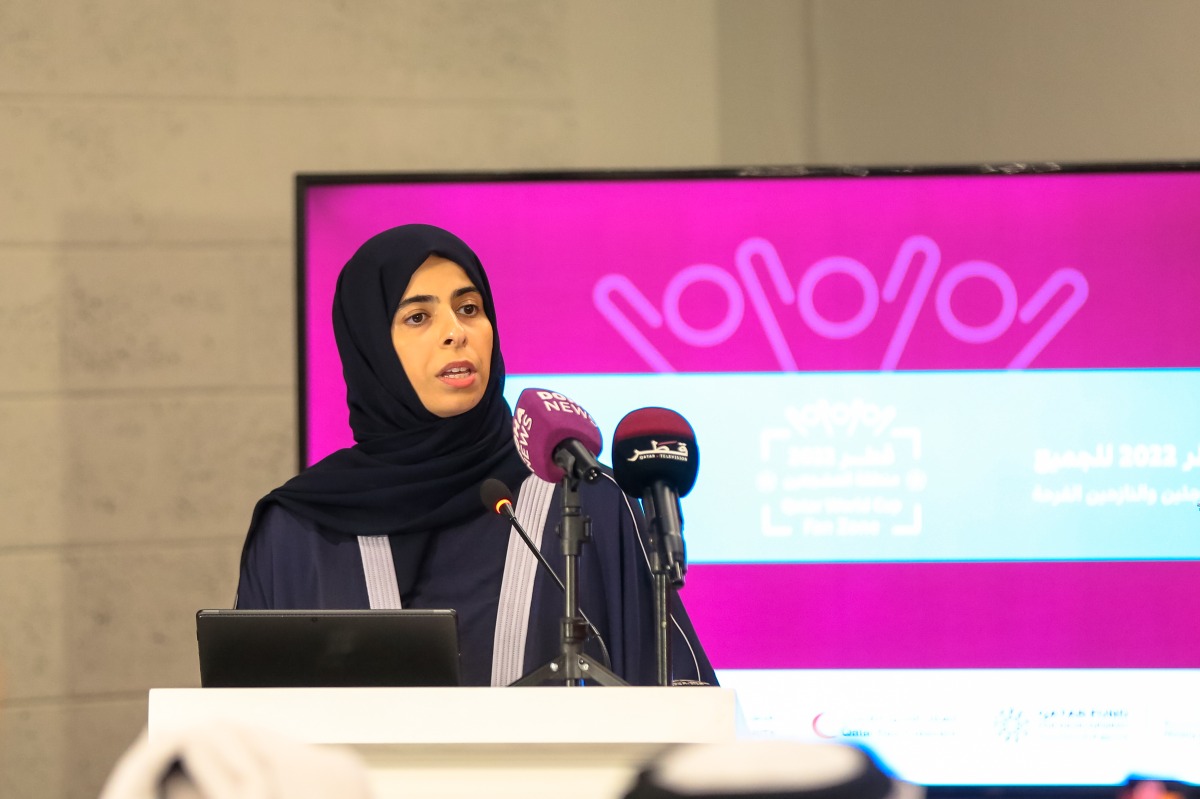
[623,740,923,799]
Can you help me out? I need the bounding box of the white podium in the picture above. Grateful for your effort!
[149,687,742,799]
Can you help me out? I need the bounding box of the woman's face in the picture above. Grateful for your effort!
[391,255,494,418]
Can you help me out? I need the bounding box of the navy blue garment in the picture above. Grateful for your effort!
[238,474,717,687]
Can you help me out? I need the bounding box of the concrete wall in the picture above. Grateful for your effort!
[1,2,1196,796]
[804,0,1200,164]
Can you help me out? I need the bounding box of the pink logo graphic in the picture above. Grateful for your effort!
[594,236,1089,372]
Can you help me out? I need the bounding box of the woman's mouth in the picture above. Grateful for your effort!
[437,362,478,387]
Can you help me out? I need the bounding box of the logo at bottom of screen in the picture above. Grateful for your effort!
[811,710,957,740]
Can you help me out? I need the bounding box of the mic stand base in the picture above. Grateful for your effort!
[511,652,628,687]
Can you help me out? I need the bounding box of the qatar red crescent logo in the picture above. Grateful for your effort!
[811,712,837,739]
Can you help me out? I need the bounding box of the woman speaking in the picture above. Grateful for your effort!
[236,224,715,688]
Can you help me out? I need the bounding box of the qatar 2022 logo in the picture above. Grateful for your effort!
[594,235,1088,371]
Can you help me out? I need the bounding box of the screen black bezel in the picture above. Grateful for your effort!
[293,162,1200,796]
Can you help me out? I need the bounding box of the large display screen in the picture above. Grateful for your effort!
[298,166,1200,790]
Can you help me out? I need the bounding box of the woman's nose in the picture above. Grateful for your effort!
[439,313,466,345]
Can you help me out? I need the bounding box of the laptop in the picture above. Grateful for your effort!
[196,608,461,688]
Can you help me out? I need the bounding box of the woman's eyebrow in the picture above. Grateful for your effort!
[395,285,480,310]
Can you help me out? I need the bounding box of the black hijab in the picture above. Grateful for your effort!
[260,224,528,536]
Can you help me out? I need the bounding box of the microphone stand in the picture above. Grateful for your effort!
[641,491,672,687]
[513,450,627,687]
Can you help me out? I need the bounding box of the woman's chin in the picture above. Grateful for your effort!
[425,388,486,419]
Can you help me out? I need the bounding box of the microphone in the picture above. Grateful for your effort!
[612,407,698,588]
[480,477,567,596]
[512,388,604,483]
[480,477,612,666]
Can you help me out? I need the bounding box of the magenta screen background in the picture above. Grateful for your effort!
[300,169,1200,669]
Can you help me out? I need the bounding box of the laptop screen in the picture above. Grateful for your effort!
[196,609,461,688]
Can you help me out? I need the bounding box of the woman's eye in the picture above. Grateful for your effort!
[459,303,479,317]
[405,312,427,325]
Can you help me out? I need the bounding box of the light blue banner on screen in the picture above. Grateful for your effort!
[506,369,1200,564]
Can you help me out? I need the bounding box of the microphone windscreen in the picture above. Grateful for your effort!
[480,477,514,514]
[612,407,699,497]
[512,388,604,482]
